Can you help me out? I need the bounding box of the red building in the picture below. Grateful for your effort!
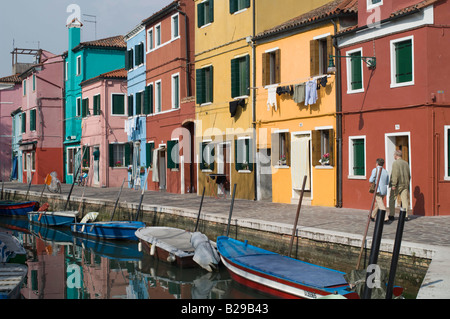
[336,0,450,216]
[143,0,196,194]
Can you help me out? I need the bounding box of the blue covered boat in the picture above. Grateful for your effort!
[71,220,145,241]
[0,201,39,217]
[216,236,359,299]
[28,210,79,227]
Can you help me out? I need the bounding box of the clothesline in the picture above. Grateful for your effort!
[249,74,331,90]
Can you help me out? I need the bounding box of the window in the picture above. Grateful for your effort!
[235,137,253,171]
[367,0,382,10]
[67,148,77,175]
[231,55,250,98]
[445,126,450,180]
[128,94,134,116]
[21,112,26,133]
[230,0,250,14]
[135,91,144,115]
[312,128,334,166]
[32,74,36,92]
[262,49,280,87]
[112,94,125,115]
[346,49,364,93]
[198,0,214,28]
[310,35,333,76]
[391,36,414,87]
[76,97,81,117]
[172,74,180,109]
[349,137,366,177]
[172,14,179,39]
[65,62,68,81]
[147,29,154,51]
[167,140,180,169]
[271,131,290,167]
[196,66,213,105]
[156,24,161,47]
[146,142,155,168]
[109,143,131,167]
[135,43,144,66]
[76,56,82,76]
[82,98,89,118]
[31,152,36,171]
[144,84,154,114]
[30,109,37,132]
[155,81,162,113]
[126,48,134,71]
[23,80,26,96]
[93,95,101,116]
[200,141,215,171]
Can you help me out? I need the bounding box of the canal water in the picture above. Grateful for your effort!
[1,217,270,300]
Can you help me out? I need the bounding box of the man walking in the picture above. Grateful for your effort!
[389,150,411,221]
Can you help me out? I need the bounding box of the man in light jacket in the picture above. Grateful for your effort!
[369,158,389,222]
[389,150,411,221]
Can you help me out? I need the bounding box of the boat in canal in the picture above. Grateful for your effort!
[28,210,79,227]
[216,236,360,299]
[135,227,220,272]
[0,201,39,217]
[0,231,27,264]
[0,264,28,299]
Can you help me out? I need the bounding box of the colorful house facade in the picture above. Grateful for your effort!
[336,0,450,216]
[124,23,148,190]
[143,0,196,194]
[80,69,129,188]
[18,50,65,185]
[0,74,22,181]
[64,18,126,184]
[252,0,358,206]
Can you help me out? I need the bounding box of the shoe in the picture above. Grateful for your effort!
[370,217,374,222]
[405,216,410,221]
[384,219,392,224]
[389,216,395,221]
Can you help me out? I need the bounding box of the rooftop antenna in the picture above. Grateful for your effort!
[83,14,97,40]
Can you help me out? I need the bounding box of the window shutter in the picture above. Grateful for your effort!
[146,142,154,168]
[128,95,133,116]
[351,52,363,90]
[274,50,281,85]
[396,40,413,83]
[353,139,365,176]
[271,133,279,165]
[262,52,270,87]
[167,140,179,169]
[83,146,90,167]
[328,129,334,165]
[229,0,237,14]
[244,0,250,9]
[22,113,26,133]
[209,0,214,23]
[310,40,319,76]
[244,55,250,96]
[247,139,253,172]
[208,66,214,103]
[109,144,114,167]
[311,130,321,165]
[82,98,89,118]
[235,139,243,171]
[285,133,291,167]
[231,58,240,98]
[144,86,150,114]
[135,92,142,115]
[30,109,36,131]
[93,95,100,115]
[196,68,205,104]
[198,2,205,28]
[135,45,140,66]
[125,143,131,166]
[209,144,215,171]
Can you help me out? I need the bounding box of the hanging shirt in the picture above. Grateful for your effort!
[267,86,278,111]
[293,83,306,104]
[304,80,318,106]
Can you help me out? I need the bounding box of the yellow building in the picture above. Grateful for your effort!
[253,0,358,206]
[194,0,333,200]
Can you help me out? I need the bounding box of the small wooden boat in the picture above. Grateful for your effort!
[28,210,79,227]
[71,213,145,241]
[0,232,27,264]
[0,264,28,299]
[0,201,39,217]
[217,236,360,299]
[135,227,219,272]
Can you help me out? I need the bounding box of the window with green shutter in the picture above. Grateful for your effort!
[200,142,215,171]
[109,143,131,167]
[76,98,81,117]
[30,109,36,131]
[93,95,100,115]
[146,142,154,168]
[230,0,250,14]
[82,98,89,118]
[352,138,365,176]
[21,112,26,133]
[349,51,363,91]
[198,0,214,28]
[394,38,413,84]
[144,84,153,114]
[235,138,253,171]
[112,94,125,115]
[128,95,134,116]
[126,49,134,71]
[167,140,179,169]
[135,91,143,115]
[231,55,250,98]
[196,66,213,105]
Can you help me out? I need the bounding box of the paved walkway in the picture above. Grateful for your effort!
[2,181,450,298]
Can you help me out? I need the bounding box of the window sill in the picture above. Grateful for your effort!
[348,175,366,180]
[347,88,364,95]
[315,165,334,169]
[390,81,414,89]
[238,170,252,174]
[273,165,289,169]
[201,169,212,173]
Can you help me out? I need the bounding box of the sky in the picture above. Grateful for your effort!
[0,0,173,78]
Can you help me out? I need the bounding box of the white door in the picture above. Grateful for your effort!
[291,133,311,198]
[26,153,32,183]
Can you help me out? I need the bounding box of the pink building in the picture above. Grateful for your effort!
[0,74,22,181]
[19,50,64,184]
[80,68,128,188]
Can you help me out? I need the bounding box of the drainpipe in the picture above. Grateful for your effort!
[332,18,343,208]
[252,0,257,201]
[176,6,191,97]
